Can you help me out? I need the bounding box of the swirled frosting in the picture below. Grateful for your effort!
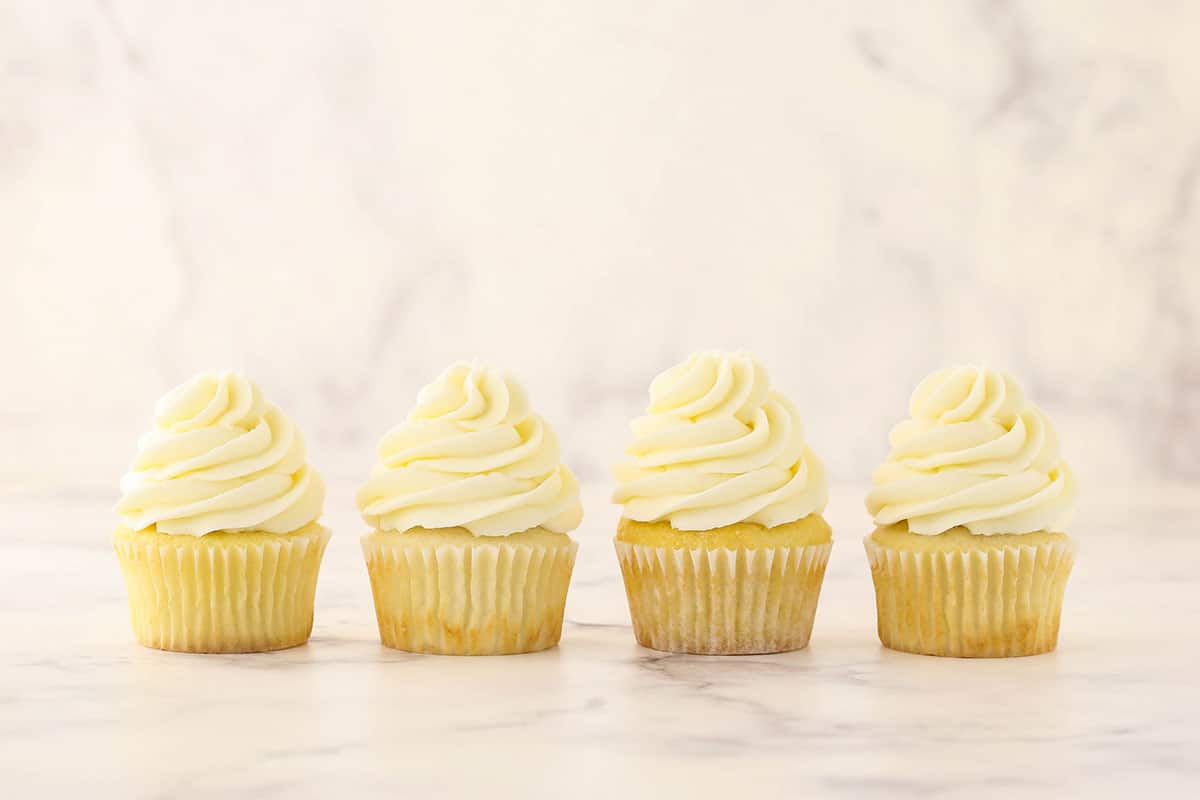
[115,372,325,536]
[612,351,828,531]
[356,362,583,537]
[866,365,1077,535]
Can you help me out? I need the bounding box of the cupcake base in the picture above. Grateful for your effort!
[113,523,331,654]
[864,525,1077,658]
[362,527,578,655]
[614,516,833,655]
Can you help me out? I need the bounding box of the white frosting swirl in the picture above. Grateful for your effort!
[612,351,828,531]
[356,362,583,537]
[115,372,325,536]
[866,365,1077,535]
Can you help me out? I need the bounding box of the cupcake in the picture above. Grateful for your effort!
[612,351,832,655]
[357,362,582,655]
[113,372,330,653]
[864,365,1079,658]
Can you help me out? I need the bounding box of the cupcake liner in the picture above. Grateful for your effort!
[113,525,331,653]
[863,535,1077,657]
[362,532,578,655]
[614,540,832,655]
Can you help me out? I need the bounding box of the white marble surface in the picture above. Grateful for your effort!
[3,483,1198,798]
[3,1,1200,493]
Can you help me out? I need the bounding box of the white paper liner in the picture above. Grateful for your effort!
[863,535,1077,657]
[614,540,832,655]
[362,533,578,655]
[113,525,331,653]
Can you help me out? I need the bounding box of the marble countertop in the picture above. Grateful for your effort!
[3,484,1198,798]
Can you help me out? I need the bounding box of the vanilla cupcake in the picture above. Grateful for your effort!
[613,351,832,655]
[113,372,330,653]
[357,362,582,655]
[864,366,1079,658]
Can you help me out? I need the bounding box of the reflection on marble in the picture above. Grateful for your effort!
[2,3,1199,496]
[2,484,1198,797]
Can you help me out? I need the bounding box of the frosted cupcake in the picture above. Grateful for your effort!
[613,351,832,655]
[113,372,330,653]
[357,362,582,655]
[864,365,1079,658]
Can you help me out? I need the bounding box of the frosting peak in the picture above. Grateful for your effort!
[646,351,770,422]
[357,362,583,537]
[115,372,325,536]
[866,365,1077,535]
[613,351,828,531]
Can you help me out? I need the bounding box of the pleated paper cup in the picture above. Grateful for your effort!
[863,528,1077,658]
[614,540,833,655]
[113,523,331,653]
[361,528,578,655]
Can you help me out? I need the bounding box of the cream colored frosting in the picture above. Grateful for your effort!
[612,351,828,531]
[866,365,1077,535]
[115,372,325,536]
[357,362,583,537]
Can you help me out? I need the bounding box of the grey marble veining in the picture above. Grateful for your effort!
[2,484,1198,797]
[1,2,1199,496]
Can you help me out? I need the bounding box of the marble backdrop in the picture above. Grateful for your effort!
[3,1,1198,495]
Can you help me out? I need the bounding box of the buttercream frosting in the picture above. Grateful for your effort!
[865,365,1077,535]
[115,371,325,536]
[357,362,583,537]
[613,351,828,531]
